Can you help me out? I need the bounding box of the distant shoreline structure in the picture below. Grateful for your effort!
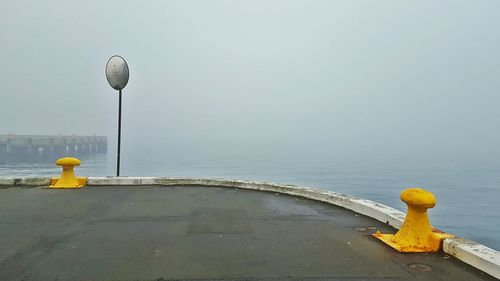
[0,135,107,164]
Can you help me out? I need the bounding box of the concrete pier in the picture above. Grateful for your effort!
[0,184,496,281]
[0,135,107,163]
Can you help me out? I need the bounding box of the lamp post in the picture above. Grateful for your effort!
[105,55,129,177]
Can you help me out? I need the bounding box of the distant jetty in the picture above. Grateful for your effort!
[0,135,107,164]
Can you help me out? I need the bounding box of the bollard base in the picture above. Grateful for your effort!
[47,177,87,189]
[373,231,454,252]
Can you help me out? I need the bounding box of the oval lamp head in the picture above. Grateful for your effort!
[105,55,129,91]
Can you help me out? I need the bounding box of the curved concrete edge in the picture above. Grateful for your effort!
[443,238,500,279]
[0,176,498,278]
[86,176,407,228]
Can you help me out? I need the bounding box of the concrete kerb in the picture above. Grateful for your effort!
[444,238,500,279]
[0,177,50,186]
[87,176,407,228]
[0,176,498,278]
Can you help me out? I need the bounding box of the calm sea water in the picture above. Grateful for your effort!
[1,154,499,250]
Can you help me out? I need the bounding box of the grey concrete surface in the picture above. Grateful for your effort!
[0,185,496,281]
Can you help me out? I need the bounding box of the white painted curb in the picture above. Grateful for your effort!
[87,176,407,228]
[1,176,498,278]
[444,238,500,279]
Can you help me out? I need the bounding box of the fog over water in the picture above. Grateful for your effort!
[1,1,500,248]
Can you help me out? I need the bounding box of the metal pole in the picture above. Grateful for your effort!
[117,89,122,177]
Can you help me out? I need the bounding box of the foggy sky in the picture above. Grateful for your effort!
[1,0,500,165]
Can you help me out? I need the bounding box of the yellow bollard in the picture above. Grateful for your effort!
[373,188,453,252]
[48,157,87,189]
